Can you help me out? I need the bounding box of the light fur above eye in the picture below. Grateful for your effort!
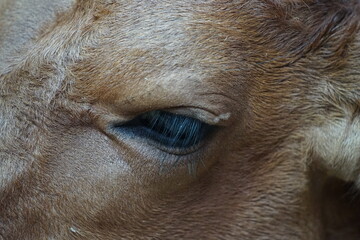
[112,110,215,149]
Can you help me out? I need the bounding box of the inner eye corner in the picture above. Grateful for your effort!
[111,110,216,151]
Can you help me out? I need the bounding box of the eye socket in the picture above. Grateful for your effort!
[112,110,215,150]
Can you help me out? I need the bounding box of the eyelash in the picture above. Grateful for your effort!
[112,110,214,151]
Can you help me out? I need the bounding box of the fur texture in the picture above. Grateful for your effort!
[1,0,360,239]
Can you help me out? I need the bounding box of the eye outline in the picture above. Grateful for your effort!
[110,110,217,156]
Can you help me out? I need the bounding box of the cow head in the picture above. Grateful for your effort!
[1,0,360,239]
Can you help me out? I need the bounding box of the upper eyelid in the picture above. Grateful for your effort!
[165,107,233,126]
[112,110,215,149]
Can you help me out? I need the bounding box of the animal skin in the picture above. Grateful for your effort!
[0,0,360,239]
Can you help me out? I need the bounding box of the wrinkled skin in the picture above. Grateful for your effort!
[1,0,360,239]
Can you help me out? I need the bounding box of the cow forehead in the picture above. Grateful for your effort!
[109,3,243,69]
[92,1,253,68]
[0,0,76,72]
[71,1,251,120]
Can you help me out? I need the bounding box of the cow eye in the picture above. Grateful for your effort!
[112,111,214,150]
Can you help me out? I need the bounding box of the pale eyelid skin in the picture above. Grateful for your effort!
[165,107,232,127]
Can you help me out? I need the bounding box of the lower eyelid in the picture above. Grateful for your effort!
[147,135,208,155]
[107,126,207,173]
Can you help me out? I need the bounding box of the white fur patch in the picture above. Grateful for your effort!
[309,114,360,182]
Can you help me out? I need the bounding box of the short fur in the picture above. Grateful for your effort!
[1,0,360,239]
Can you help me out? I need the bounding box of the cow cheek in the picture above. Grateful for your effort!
[43,127,137,220]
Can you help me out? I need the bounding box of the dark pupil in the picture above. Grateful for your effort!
[114,111,212,148]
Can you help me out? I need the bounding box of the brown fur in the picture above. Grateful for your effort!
[1,0,360,239]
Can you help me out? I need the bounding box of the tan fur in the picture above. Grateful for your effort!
[0,0,360,239]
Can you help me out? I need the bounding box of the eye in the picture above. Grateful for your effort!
[112,110,215,150]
